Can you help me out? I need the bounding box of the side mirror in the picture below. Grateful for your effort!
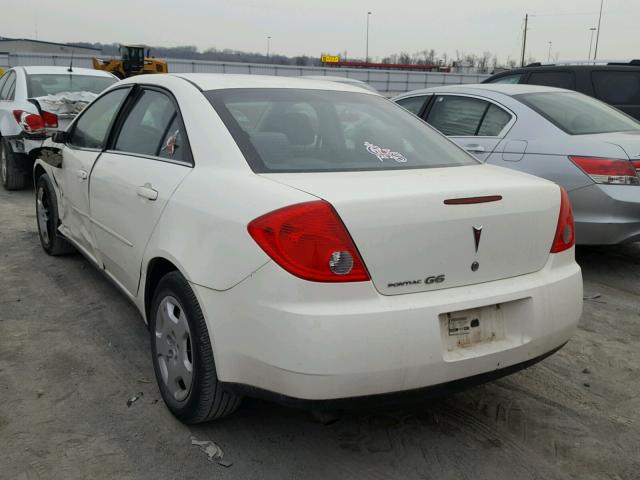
[52,130,68,144]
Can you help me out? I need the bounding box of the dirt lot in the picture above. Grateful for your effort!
[1,186,639,480]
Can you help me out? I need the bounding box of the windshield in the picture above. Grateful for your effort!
[516,91,640,135]
[206,88,478,173]
[26,74,117,98]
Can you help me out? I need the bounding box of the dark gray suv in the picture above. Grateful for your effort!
[483,61,640,120]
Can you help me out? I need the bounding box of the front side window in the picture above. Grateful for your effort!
[69,88,129,149]
[206,88,477,173]
[26,74,116,98]
[114,89,186,161]
[426,95,490,136]
[488,73,523,84]
[517,91,640,135]
[527,71,575,90]
[592,71,640,105]
[395,95,428,115]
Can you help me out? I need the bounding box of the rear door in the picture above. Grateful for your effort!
[591,70,640,120]
[89,86,192,295]
[57,87,131,255]
[424,94,513,161]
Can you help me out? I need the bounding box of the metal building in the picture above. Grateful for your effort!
[0,38,100,56]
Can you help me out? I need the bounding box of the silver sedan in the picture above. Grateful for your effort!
[393,84,640,245]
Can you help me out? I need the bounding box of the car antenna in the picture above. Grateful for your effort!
[68,47,74,73]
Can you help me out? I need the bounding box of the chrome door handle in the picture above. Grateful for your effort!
[136,184,158,201]
[77,169,88,180]
[464,144,486,153]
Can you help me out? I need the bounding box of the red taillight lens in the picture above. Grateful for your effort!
[632,160,640,174]
[248,200,370,282]
[12,110,45,134]
[550,187,575,253]
[41,111,58,129]
[569,156,639,185]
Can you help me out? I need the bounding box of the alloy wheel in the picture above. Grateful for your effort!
[36,186,51,247]
[1,144,7,185]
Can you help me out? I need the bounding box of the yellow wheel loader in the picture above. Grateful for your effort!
[92,45,168,79]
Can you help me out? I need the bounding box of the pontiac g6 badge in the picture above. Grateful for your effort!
[473,226,483,253]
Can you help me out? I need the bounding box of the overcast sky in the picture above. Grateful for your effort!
[3,0,637,63]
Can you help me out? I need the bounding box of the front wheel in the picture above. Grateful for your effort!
[35,174,75,256]
[150,271,242,423]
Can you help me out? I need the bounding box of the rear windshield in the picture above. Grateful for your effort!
[516,91,640,135]
[26,74,117,98]
[206,88,478,173]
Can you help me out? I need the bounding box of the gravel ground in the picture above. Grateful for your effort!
[1,186,639,480]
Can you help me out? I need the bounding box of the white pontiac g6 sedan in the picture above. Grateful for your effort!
[33,74,583,423]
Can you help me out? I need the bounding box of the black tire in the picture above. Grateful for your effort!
[35,174,75,256]
[150,271,242,423]
[1,139,28,191]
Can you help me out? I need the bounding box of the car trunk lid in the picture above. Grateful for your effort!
[264,165,560,295]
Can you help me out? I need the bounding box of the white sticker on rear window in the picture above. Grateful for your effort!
[364,141,407,163]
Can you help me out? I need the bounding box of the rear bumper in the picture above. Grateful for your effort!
[192,249,582,401]
[5,136,44,175]
[571,184,640,244]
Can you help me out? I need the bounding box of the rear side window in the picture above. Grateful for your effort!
[206,88,477,173]
[426,95,489,136]
[517,91,640,135]
[114,89,188,162]
[527,71,575,90]
[487,73,523,84]
[477,104,512,136]
[0,72,7,96]
[70,88,129,149]
[0,72,15,100]
[592,71,640,105]
[396,95,428,115]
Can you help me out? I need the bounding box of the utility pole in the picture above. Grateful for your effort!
[594,0,604,60]
[365,11,371,63]
[588,27,597,60]
[548,41,552,62]
[266,36,271,63]
[520,14,529,67]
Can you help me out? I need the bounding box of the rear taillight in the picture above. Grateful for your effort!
[41,111,58,129]
[569,156,639,185]
[633,160,640,174]
[12,110,45,134]
[248,200,370,282]
[550,187,575,253]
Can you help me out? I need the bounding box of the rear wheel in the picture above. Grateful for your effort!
[150,271,242,423]
[35,174,75,255]
[1,139,28,191]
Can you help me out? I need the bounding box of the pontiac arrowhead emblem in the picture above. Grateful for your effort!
[473,226,483,253]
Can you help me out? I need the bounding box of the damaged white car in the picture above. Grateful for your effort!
[0,66,117,190]
[34,74,582,423]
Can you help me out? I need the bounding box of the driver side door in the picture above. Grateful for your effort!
[57,87,131,258]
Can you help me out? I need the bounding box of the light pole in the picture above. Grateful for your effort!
[365,11,371,63]
[588,27,597,60]
[520,13,529,67]
[594,0,604,60]
[266,36,271,63]
[548,41,552,62]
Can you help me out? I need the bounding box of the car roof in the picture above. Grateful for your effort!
[394,83,569,99]
[156,73,379,94]
[19,66,116,78]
